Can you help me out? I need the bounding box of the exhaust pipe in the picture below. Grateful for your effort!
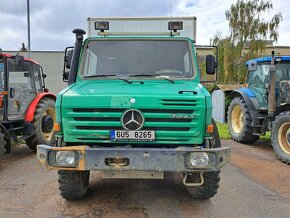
[268,51,276,116]
[68,28,86,85]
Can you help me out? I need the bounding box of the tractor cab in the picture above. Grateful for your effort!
[0,54,45,121]
[246,56,290,109]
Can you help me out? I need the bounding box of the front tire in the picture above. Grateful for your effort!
[58,170,90,200]
[186,171,220,200]
[271,111,290,163]
[26,98,56,151]
[227,97,259,143]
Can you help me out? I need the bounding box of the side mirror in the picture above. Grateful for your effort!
[65,49,74,69]
[206,54,217,75]
[247,61,257,71]
[9,88,15,98]
[63,70,69,82]
[63,46,74,82]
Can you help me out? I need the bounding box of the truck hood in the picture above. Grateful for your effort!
[58,80,209,145]
[63,80,204,97]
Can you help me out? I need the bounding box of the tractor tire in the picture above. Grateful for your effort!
[58,170,90,200]
[0,130,6,160]
[227,97,259,143]
[26,97,56,151]
[186,119,220,200]
[271,111,290,164]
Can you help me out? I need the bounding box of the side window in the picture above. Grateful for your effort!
[248,64,269,89]
[84,49,98,77]
[183,51,190,75]
[33,64,42,92]
[8,60,34,91]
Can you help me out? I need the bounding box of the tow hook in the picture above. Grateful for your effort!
[105,157,129,167]
[183,172,204,186]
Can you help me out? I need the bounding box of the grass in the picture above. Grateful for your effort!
[216,122,271,140]
[216,122,231,139]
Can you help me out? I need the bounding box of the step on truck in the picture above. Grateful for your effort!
[37,17,230,200]
[212,52,290,163]
[0,50,56,160]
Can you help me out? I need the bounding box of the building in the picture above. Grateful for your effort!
[5,46,290,94]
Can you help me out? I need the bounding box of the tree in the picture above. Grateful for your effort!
[226,0,282,46]
[213,0,283,84]
[19,42,28,52]
[212,33,236,83]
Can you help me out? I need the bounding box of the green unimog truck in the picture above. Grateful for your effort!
[37,17,230,200]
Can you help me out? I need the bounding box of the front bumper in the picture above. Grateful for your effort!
[37,145,230,172]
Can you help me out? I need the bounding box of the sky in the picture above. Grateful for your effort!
[0,0,289,51]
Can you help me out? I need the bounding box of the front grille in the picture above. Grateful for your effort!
[73,108,124,113]
[64,98,204,145]
[161,99,197,106]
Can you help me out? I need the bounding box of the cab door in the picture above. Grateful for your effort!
[7,58,36,120]
[247,64,269,109]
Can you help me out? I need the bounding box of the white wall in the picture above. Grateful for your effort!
[4,51,66,95]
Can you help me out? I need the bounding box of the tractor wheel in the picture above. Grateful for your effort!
[186,119,220,200]
[58,170,90,200]
[26,97,56,151]
[271,111,290,164]
[227,97,259,143]
[0,130,6,160]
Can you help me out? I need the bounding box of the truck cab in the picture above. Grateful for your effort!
[37,17,230,200]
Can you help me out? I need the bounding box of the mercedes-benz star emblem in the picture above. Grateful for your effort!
[122,109,144,130]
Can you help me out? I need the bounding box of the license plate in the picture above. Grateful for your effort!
[110,130,155,141]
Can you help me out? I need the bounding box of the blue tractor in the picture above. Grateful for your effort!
[213,52,290,163]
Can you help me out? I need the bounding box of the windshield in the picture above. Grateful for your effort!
[247,62,290,88]
[82,39,194,79]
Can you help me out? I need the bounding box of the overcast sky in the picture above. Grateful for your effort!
[1,0,289,51]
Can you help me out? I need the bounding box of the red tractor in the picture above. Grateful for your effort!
[0,51,56,159]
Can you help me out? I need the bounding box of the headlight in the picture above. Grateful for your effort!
[55,151,77,167]
[189,152,209,167]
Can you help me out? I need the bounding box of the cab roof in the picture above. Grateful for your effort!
[245,56,290,65]
[1,53,40,65]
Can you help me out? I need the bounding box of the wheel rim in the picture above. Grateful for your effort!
[278,122,290,154]
[231,105,244,134]
[42,107,56,141]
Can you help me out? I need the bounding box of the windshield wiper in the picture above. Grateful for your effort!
[84,74,131,84]
[117,77,132,84]
[128,74,174,84]
[156,76,174,84]
[84,74,116,78]
[128,74,154,77]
